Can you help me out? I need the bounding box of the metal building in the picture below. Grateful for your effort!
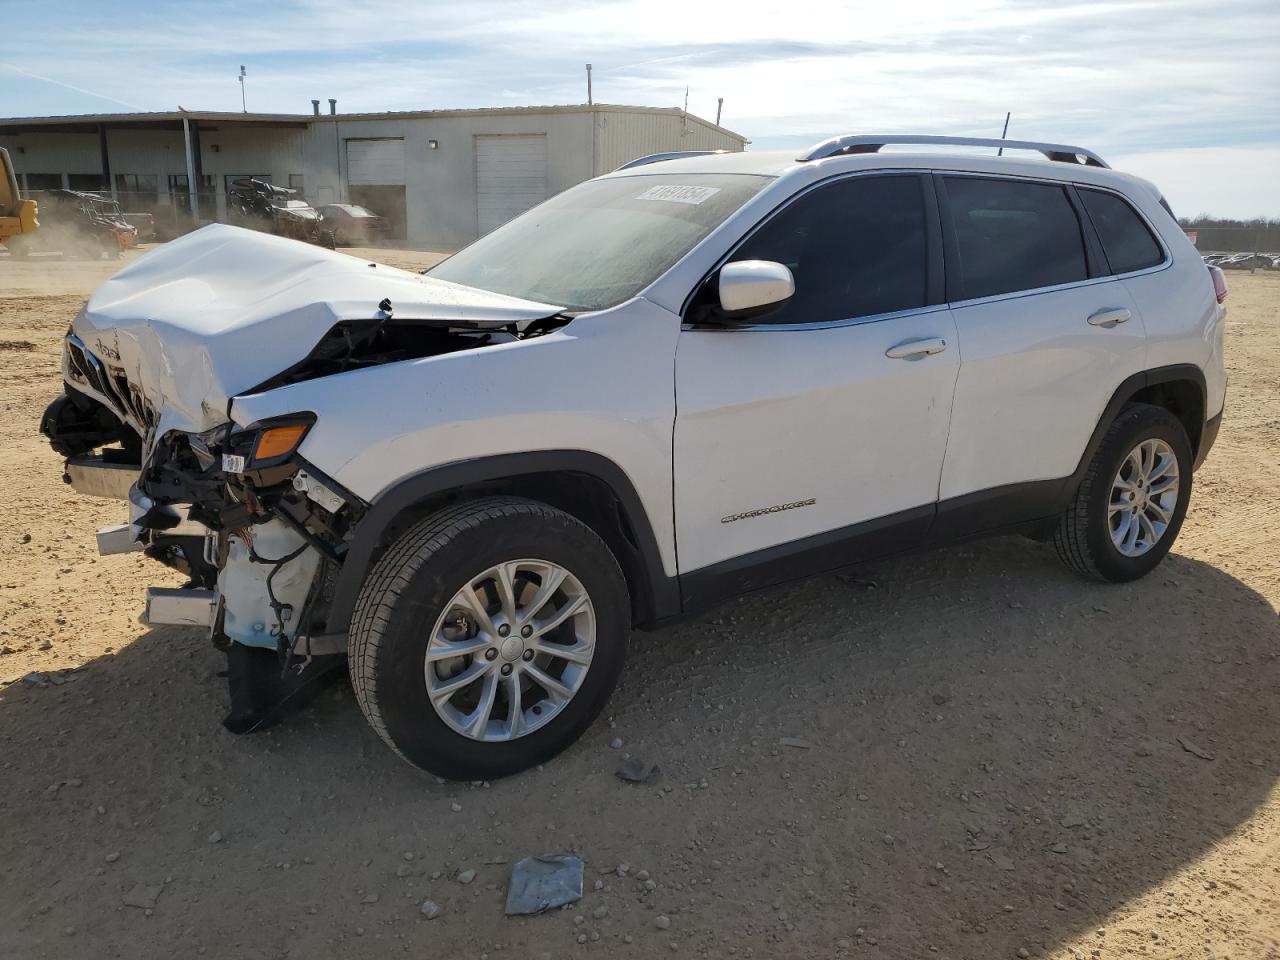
[0,104,748,249]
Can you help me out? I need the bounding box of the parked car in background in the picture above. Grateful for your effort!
[41,134,1227,779]
[1218,253,1268,270]
[318,203,390,246]
[226,178,334,248]
[4,188,135,258]
[122,211,156,242]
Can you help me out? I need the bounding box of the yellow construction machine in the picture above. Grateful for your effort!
[0,146,39,250]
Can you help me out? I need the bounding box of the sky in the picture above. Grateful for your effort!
[3,0,1278,218]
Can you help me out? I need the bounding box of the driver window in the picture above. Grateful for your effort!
[730,174,928,325]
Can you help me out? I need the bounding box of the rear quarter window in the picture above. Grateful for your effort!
[943,177,1088,300]
[1078,188,1165,274]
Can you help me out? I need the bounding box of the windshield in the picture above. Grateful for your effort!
[428,173,771,310]
[88,199,122,218]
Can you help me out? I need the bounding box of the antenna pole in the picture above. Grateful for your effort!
[716,97,723,126]
[585,64,593,105]
[239,65,247,113]
[997,111,1010,155]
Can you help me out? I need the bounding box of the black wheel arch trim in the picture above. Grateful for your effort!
[1193,410,1221,471]
[1079,364,1207,478]
[323,450,681,637]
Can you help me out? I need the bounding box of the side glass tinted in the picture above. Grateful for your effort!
[1079,188,1164,274]
[729,175,928,324]
[944,177,1087,300]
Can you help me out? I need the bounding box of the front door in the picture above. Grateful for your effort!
[673,173,959,603]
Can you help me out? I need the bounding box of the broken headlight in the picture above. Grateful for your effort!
[222,413,316,474]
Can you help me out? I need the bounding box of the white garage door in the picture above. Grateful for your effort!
[346,139,406,185]
[476,135,548,235]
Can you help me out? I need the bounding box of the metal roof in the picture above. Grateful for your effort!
[0,104,746,141]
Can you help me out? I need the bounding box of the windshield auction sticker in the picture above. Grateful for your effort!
[635,184,721,205]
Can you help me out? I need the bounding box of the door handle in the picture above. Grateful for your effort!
[1087,308,1131,327]
[885,337,948,360]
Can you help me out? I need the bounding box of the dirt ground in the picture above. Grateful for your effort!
[0,246,1277,960]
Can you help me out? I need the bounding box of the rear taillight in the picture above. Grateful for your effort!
[1208,264,1228,304]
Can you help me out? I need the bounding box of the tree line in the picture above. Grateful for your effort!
[1178,216,1280,229]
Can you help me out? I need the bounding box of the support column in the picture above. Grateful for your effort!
[190,120,205,215]
[99,124,115,199]
[182,117,198,220]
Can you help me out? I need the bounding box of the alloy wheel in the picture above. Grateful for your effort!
[424,559,595,742]
[1108,438,1180,557]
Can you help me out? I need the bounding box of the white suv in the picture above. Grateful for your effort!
[42,134,1228,779]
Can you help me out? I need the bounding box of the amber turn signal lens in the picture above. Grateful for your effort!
[253,423,309,461]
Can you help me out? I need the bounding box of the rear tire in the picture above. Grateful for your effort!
[348,496,630,779]
[1053,403,1192,582]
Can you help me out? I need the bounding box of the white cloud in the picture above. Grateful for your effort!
[4,0,1278,215]
[1110,146,1280,220]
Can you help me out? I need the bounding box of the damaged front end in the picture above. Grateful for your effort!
[41,224,571,734]
[44,353,365,733]
[141,413,359,655]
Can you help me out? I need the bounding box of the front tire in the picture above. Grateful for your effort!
[1054,403,1192,582]
[348,497,630,779]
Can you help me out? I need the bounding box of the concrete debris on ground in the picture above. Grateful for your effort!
[615,757,659,783]
[1177,736,1216,760]
[504,854,584,916]
[122,883,163,910]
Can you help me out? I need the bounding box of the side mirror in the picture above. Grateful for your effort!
[717,260,794,318]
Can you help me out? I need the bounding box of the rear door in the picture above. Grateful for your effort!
[936,174,1147,508]
[673,173,959,599]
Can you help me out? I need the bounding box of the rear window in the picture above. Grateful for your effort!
[944,177,1088,300]
[1079,188,1165,274]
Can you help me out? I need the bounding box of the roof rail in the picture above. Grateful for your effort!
[798,135,1109,168]
[615,149,727,171]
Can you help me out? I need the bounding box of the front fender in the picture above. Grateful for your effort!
[319,450,681,638]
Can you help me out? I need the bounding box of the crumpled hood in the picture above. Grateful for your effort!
[70,224,561,436]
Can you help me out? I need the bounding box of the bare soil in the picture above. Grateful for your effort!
[0,248,1277,960]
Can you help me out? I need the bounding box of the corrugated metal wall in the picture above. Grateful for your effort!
[593,110,747,175]
[1,107,748,247]
[0,132,102,178]
[0,124,309,218]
